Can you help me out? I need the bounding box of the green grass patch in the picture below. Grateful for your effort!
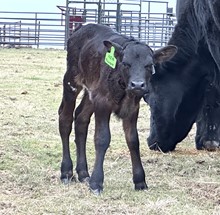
[0,48,219,215]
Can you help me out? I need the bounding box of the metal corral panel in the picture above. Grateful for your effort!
[0,0,176,49]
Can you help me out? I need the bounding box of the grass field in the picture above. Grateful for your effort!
[0,48,219,215]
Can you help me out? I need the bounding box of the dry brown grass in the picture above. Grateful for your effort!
[0,48,219,215]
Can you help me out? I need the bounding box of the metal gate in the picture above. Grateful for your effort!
[60,0,176,49]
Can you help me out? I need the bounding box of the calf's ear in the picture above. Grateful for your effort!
[103,40,123,58]
[153,45,177,64]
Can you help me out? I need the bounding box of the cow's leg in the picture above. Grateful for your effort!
[123,108,147,190]
[74,92,94,182]
[58,72,82,183]
[196,117,220,151]
[89,106,111,195]
[196,107,220,151]
[195,84,220,150]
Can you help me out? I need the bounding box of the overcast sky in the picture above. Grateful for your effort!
[0,0,176,13]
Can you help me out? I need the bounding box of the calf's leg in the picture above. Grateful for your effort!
[74,92,94,182]
[123,108,147,190]
[58,72,82,183]
[89,106,111,195]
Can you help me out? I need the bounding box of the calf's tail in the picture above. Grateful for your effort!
[74,23,83,32]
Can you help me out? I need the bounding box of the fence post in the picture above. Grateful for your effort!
[9,24,11,43]
[97,0,102,24]
[116,2,121,32]
[138,0,141,40]
[19,21,21,45]
[35,13,38,44]
[153,22,156,47]
[64,0,69,50]
[0,27,1,46]
[13,23,15,44]
[161,14,165,47]
[3,25,5,43]
[37,21,40,48]
[28,27,30,46]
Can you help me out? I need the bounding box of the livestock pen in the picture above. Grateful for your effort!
[0,0,176,49]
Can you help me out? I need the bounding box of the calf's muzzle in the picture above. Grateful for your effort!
[128,80,147,96]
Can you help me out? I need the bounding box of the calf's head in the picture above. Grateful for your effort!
[104,40,177,97]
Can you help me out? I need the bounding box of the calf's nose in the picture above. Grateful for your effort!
[130,81,146,90]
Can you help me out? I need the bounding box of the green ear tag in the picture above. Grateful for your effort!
[105,46,117,69]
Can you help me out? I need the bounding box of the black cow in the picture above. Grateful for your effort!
[58,24,177,194]
[145,0,220,152]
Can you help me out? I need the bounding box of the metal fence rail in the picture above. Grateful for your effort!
[0,0,176,49]
[0,11,65,48]
[0,20,40,47]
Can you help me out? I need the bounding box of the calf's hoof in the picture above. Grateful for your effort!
[78,171,90,183]
[60,171,76,184]
[81,176,90,183]
[61,161,74,184]
[90,188,103,195]
[89,182,103,195]
[135,182,148,190]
